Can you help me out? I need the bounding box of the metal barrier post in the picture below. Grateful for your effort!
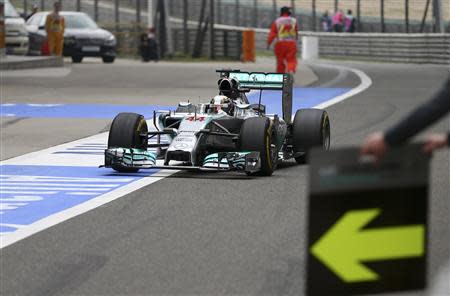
[334,0,338,12]
[405,0,409,32]
[76,0,81,11]
[381,0,385,32]
[136,0,141,25]
[115,0,119,33]
[357,0,361,31]
[41,0,45,11]
[235,0,240,26]
[183,0,188,54]
[272,0,277,19]
[0,2,5,59]
[312,0,316,31]
[253,0,257,28]
[94,0,99,21]
[209,0,215,59]
[23,0,27,16]
[433,0,445,33]
[291,0,295,16]
[420,0,431,33]
[217,0,222,24]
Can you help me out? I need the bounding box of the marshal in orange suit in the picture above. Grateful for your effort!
[45,1,65,56]
[267,6,298,74]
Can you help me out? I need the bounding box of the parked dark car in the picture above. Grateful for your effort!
[26,11,116,63]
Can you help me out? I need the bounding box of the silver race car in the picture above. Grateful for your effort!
[103,70,330,176]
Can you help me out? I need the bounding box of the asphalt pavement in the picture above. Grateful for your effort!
[1,58,449,296]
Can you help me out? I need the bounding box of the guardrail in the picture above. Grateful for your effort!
[301,32,450,64]
[208,23,450,65]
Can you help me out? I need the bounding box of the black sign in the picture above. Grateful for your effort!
[307,145,429,295]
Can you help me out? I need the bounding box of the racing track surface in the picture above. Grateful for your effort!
[1,59,449,296]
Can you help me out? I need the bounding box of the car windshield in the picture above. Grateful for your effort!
[64,14,98,29]
[4,0,20,18]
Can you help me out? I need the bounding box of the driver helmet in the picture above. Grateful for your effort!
[209,95,234,115]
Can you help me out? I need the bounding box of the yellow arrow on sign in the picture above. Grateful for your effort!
[310,208,425,283]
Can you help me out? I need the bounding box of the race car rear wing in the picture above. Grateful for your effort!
[216,69,293,124]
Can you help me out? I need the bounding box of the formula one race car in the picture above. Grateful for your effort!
[103,69,330,176]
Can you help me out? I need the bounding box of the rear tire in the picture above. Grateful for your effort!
[71,55,83,63]
[108,112,148,172]
[240,117,277,176]
[292,109,330,164]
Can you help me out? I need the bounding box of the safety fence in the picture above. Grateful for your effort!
[172,28,242,60]
[207,23,450,64]
[169,0,450,33]
[13,0,450,34]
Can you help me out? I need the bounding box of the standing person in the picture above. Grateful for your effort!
[320,10,332,32]
[26,4,38,21]
[332,9,344,32]
[361,77,450,158]
[45,1,65,56]
[140,27,159,62]
[345,9,356,32]
[267,6,298,74]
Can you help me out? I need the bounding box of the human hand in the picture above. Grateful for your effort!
[360,132,389,161]
[423,133,448,153]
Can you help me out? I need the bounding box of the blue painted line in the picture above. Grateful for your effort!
[1,88,348,119]
[248,87,350,115]
[0,104,176,119]
[0,165,157,233]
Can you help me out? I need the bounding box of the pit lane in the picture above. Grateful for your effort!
[1,59,448,295]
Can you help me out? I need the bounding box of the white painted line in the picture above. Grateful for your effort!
[0,170,176,248]
[0,64,372,249]
[312,64,373,109]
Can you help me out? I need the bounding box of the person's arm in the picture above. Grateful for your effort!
[295,20,299,40]
[61,17,65,35]
[267,22,277,48]
[385,78,450,146]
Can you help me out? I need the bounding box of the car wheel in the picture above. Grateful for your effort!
[72,56,83,63]
[292,109,331,164]
[102,56,115,63]
[108,112,148,172]
[240,117,277,176]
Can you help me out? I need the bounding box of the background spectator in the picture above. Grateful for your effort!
[332,9,344,32]
[320,10,332,32]
[345,9,356,32]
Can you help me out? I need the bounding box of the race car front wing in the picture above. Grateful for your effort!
[103,148,261,173]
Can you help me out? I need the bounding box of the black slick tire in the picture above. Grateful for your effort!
[292,109,331,164]
[240,117,277,176]
[108,112,148,172]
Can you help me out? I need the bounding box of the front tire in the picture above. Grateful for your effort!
[102,56,115,63]
[292,109,330,164]
[71,55,83,63]
[108,112,148,172]
[240,117,277,176]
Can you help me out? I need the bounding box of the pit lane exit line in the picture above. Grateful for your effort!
[0,64,372,249]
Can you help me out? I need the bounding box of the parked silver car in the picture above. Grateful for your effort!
[4,0,29,55]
